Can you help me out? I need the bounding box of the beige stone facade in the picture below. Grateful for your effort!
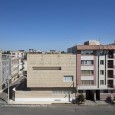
[27,54,76,88]
[14,53,76,103]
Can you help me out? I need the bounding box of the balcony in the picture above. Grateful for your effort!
[107,80,113,88]
[108,70,114,78]
[108,50,114,58]
[108,60,114,68]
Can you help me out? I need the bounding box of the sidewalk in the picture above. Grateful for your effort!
[9,99,51,104]
[95,100,113,105]
[85,100,97,106]
[1,99,114,106]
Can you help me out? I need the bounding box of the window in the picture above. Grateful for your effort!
[81,50,94,55]
[81,70,94,76]
[52,90,71,94]
[100,70,104,75]
[12,53,15,55]
[81,60,93,65]
[33,67,61,70]
[100,60,104,65]
[52,91,62,94]
[64,76,73,82]
[100,80,104,85]
[81,80,94,85]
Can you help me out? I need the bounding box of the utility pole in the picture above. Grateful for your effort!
[76,83,78,98]
[7,79,9,104]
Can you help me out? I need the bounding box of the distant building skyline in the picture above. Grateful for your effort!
[0,0,115,51]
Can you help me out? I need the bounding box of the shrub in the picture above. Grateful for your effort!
[77,94,85,103]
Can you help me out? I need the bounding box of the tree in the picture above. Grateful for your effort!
[77,94,85,104]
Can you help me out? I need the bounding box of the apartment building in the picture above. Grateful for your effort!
[2,55,11,87]
[0,53,11,91]
[0,52,21,91]
[23,59,27,76]
[11,57,19,83]
[68,40,115,100]
[14,53,76,103]
[10,50,25,77]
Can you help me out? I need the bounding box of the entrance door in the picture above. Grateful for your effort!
[96,90,100,100]
[86,90,94,100]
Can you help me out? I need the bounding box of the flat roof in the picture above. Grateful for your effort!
[76,45,115,50]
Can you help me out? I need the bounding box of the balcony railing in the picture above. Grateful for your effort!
[108,74,114,78]
[108,55,113,58]
[108,65,114,68]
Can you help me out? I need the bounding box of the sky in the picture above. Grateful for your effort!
[0,0,115,51]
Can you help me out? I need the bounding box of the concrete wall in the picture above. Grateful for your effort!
[27,54,76,88]
[14,89,76,103]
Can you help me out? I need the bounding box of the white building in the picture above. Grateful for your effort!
[10,57,19,83]
[10,50,25,77]
[2,55,11,87]
[0,53,11,91]
[23,59,27,76]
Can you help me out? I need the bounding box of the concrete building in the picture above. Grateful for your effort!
[0,52,21,91]
[2,55,11,87]
[10,50,25,77]
[68,40,115,100]
[10,57,19,83]
[15,53,76,103]
[84,40,100,45]
[23,59,27,76]
[13,40,115,103]
[0,53,11,91]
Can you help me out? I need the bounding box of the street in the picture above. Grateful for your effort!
[0,105,115,115]
[0,76,26,104]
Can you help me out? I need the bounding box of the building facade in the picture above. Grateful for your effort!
[0,54,11,91]
[2,55,11,88]
[11,57,19,83]
[23,59,27,76]
[10,50,25,77]
[15,53,76,103]
[13,40,115,103]
[68,41,115,100]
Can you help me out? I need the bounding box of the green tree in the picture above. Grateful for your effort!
[77,94,85,103]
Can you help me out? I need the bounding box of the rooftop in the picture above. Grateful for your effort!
[76,45,115,50]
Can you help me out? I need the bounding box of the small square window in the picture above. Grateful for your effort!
[64,76,73,82]
[100,80,104,85]
[100,60,104,65]
[100,70,104,75]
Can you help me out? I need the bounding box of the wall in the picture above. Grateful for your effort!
[14,89,75,103]
[27,54,76,88]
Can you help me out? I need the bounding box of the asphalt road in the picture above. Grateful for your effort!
[0,105,115,115]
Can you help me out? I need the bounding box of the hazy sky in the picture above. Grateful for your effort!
[0,0,115,51]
